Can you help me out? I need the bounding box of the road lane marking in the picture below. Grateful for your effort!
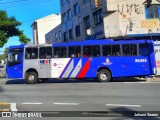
[10,103,17,111]
[22,103,42,105]
[53,103,79,105]
[106,104,142,107]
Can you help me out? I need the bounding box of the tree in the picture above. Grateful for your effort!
[0,48,8,63]
[0,10,30,47]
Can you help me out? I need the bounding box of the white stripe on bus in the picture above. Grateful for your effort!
[62,59,74,78]
[70,59,82,78]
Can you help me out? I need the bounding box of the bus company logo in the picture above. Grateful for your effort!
[102,58,112,65]
[53,63,57,66]
[135,59,147,63]
[53,63,64,67]
[40,60,51,64]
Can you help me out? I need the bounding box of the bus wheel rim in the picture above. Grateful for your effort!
[28,75,34,81]
[100,73,108,81]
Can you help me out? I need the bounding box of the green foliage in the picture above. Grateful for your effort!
[0,10,30,47]
[0,48,8,63]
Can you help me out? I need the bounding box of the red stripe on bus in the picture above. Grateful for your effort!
[77,59,90,78]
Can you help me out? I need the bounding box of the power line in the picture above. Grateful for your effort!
[0,0,53,8]
[0,0,39,5]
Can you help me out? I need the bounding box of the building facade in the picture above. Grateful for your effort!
[45,24,62,44]
[104,0,160,40]
[48,0,160,43]
[31,14,61,44]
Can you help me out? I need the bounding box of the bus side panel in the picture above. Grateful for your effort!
[6,63,23,79]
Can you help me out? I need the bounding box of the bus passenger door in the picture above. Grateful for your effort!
[7,46,24,79]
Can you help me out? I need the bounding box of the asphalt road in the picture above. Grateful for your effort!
[0,78,160,120]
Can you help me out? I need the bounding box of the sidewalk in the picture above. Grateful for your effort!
[146,76,160,82]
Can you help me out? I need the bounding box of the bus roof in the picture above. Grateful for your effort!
[52,39,154,47]
[8,39,154,49]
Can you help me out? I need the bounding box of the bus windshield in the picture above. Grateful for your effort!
[8,48,23,63]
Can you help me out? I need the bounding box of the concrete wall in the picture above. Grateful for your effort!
[32,14,61,44]
[105,0,160,37]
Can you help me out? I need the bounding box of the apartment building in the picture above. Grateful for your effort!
[31,14,61,44]
[60,0,108,42]
[105,0,160,40]
[46,0,160,43]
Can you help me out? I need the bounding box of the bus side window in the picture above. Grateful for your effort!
[130,44,137,56]
[25,48,38,59]
[39,47,46,59]
[112,45,120,56]
[25,48,31,59]
[61,47,67,58]
[92,45,100,57]
[46,47,52,58]
[102,45,111,56]
[68,46,75,58]
[32,48,38,59]
[122,44,130,56]
[54,47,60,58]
[83,46,91,57]
[139,44,149,56]
[76,46,81,58]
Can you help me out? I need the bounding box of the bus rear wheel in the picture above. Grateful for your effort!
[26,72,38,84]
[98,69,111,82]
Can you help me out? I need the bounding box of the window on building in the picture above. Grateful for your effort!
[67,9,72,20]
[145,5,160,19]
[61,0,66,6]
[55,33,58,41]
[84,0,90,4]
[63,32,68,42]
[68,29,73,40]
[75,25,81,37]
[84,16,90,30]
[74,3,80,15]
[93,9,103,25]
[62,13,67,23]
[58,31,61,39]
[25,48,38,59]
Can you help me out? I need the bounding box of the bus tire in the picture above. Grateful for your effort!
[26,72,38,84]
[98,69,111,82]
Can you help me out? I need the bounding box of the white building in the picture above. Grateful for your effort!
[31,14,61,44]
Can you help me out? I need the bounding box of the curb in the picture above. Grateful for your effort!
[0,109,10,112]
[0,103,10,106]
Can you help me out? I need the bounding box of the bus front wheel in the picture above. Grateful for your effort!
[98,69,111,82]
[26,72,38,84]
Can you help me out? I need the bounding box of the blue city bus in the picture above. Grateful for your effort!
[6,39,156,84]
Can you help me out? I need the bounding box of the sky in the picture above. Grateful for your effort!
[0,0,60,53]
